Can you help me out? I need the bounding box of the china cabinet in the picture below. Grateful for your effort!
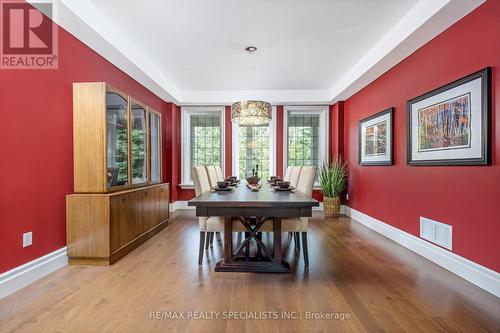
[68,82,168,265]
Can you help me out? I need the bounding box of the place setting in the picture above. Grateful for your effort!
[268,176,295,192]
[211,176,240,192]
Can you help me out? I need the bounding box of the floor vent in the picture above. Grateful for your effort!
[420,217,452,250]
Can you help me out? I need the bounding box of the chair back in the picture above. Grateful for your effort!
[214,165,224,181]
[297,166,317,197]
[192,166,211,196]
[206,166,218,188]
[289,166,302,187]
[283,166,293,181]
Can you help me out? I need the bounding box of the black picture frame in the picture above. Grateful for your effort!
[407,67,491,166]
[358,107,394,166]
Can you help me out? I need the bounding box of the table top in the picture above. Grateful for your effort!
[188,183,319,208]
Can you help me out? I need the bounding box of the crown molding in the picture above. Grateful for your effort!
[31,0,485,105]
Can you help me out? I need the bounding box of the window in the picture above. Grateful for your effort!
[232,108,275,180]
[284,106,328,184]
[181,107,225,185]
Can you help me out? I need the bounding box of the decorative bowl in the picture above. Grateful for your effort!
[217,181,230,188]
[246,176,260,185]
[276,181,290,188]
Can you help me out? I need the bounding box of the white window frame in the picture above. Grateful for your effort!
[232,107,276,179]
[180,106,225,187]
[283,105,329,186]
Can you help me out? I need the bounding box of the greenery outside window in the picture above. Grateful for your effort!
[232,107,275,180]
[284,106,328,185]
[181,107,225,185]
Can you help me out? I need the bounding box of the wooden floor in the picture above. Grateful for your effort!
[1,210,499,333]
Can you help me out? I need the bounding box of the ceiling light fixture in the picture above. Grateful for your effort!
[245,46,258,53]
[231,100,272,125]
[231,46,271,125]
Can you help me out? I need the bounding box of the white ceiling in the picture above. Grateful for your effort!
[88,0,417,91]
[41,0,485,104]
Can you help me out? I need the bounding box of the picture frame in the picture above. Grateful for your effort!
[407,67,491,166]
[358,108,394,165]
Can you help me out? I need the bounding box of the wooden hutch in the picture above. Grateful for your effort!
[66,82,169,265]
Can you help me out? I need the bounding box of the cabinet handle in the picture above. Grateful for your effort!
[121,197,125,204]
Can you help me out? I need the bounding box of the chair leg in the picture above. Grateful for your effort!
[210,232,214,247]
[302,232,309,267]
[295,232,301,253]
[205,232,211,249]
[198,231,205,265]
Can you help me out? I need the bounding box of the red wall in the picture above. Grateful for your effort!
[0,21,171,273]
[3,0,497,275]
[343,0,500,272]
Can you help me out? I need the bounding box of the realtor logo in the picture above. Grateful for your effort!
[1,0,58,69]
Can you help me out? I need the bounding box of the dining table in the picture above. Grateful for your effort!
[188,181,319,273]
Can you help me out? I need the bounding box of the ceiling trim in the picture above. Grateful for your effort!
[36,0,485,105]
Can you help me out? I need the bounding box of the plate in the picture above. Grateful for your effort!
[273,186,295,192]
[212,187,233,192]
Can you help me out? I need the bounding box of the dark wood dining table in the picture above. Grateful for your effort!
[188,182,319,273]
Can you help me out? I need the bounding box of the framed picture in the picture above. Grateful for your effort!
[358,108,394,165]
[407,67,491,166]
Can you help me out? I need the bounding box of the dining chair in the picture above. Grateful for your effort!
[281,165,317,266]
[192,166,224,265]
[206,166,219,188]
[283,166,293,181]
[193,166,246,265]
[289,166,302,188]
[214,165,224,181]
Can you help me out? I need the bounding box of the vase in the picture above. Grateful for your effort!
[323,197,340,217]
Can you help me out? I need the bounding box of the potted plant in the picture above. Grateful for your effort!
[319,156,348,217]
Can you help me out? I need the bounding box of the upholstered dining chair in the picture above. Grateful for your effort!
[280,165,317,266]
[283,166,293,181]
[192,166,246,265]
[205,166,219,188]
[289,166,302,188]
[192,166,224,265]
[214,165,224,182]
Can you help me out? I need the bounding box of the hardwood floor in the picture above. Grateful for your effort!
[1,210,499,332]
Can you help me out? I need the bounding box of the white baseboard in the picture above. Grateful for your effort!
[343,206,500,298]
[313,202,323,211]
[169,201,194,212]
[0,247,68,299]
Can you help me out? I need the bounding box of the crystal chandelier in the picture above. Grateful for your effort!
[231,100,272,125]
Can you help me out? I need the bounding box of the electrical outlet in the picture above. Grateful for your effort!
[23,232,32,247]
[346,193,349,200]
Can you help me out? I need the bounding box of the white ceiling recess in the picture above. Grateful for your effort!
[37,0,485,105]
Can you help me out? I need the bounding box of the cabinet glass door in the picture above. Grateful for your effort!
[150,112,161,182]
[131,102,148,185]
[106,92,129,189]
